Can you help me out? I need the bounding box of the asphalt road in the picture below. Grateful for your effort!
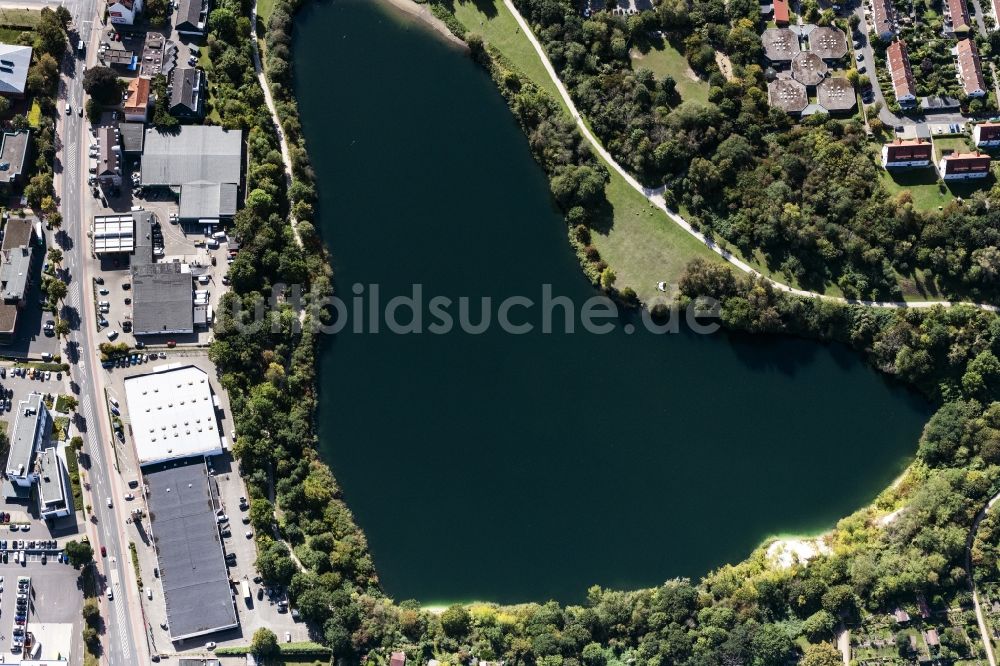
[55,5,145,666]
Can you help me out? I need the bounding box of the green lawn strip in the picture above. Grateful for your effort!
[55,394,73,412]
[198,48,223,124]
[66,448,83,510]
[27,99,41,128]
[629,41,710,104]
[449,0,559,98]
[128,541,143,589]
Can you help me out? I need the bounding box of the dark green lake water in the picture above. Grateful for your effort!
[294,0,931,604]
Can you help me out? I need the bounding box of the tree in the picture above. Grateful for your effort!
[83,66,124,106]
[81,598,100,625]
[56,318,70,337]
[251,627,279,658]
[82,625,99,648]
[440,604,471,638]
[47,247,63,264]
[249,498,274,531]
[60,395,78,411]
[70,435,83,450]
[65,539,93,568]
[800,643,842,666]
[45,278,67,303]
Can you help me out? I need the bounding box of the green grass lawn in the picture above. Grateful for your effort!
[257,0,277,23]
[879,167,953,210]
[0,7,40,28]
[0,27,25,43]
[629,39,710,105]
[27,99,40,128]
[448,0,560,99]
[66,448,83,513]
[934,135,973,160]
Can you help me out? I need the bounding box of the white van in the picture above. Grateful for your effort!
[197,275,210,285]
[206,239,219,249]
[212,231,226,241]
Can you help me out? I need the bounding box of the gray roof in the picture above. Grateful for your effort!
[119,122,145,153]
[145,461,237,640]
[0,43,32,96]
[0,246,32,302]
[37,447,69,514]
[0,130,29,180]
[175,0,208,33]
[179,182,237,219]
[768,78,809,113]
[6,394,48,480]
[1,217,34,251]
[817,77,856,111]
[97,126,121,178]
[133,209,154,262]
[141,126,242,187]
[808,26,848,60]
[762,28,799,62]
[132,262,193,335]
[791,51,827,86]
[169,68,204,117]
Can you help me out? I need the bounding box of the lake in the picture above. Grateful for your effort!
[293,0,931,604]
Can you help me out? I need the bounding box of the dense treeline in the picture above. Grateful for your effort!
[509,0,1000,302]
[212,0,1000,663]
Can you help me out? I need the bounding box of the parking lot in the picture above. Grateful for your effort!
[0,558,84,659]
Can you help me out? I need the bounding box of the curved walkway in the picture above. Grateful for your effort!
[501,0,999,312]
[250,3,303,249]
[967,490,1000,666]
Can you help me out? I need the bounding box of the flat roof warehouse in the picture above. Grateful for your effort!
[144,459,237,640]
[124,365,225,466]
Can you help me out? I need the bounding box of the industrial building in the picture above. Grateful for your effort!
[143,459,237,640]
[124,365,225,467]
[140,126,242,222]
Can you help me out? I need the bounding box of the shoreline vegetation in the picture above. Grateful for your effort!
[222,0,1000,663]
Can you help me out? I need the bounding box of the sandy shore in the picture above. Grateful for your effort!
[379,0,470,51]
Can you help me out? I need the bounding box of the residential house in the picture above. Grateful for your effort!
[893,607,911,623]
[882,138,933,168]
[946,0,972,35]
[107,0,143,25]
[389,652,405,666]
[871,0,895,40]
[974,121,1000,146]
[5,393,50,489]
[123,76,151,122]
[762,28,799,64]
[0,129,30,184]
[0,216,37,345]
[887,41,917,105]
[95,126,122,187]
[774,0,789,25]
[939,151,991,179]
[955,38,987,97]
[169,67,205,119]
[882,139,934,167]
[174,0,208,35]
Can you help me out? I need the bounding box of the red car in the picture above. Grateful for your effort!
[100,546,106,557]
[166,341,176,348]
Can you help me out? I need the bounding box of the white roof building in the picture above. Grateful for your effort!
[124,365,226,466]
[0,43,32,98]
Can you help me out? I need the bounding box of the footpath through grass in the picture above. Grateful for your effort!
[447,0,560,99]
[448,0,724,300]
